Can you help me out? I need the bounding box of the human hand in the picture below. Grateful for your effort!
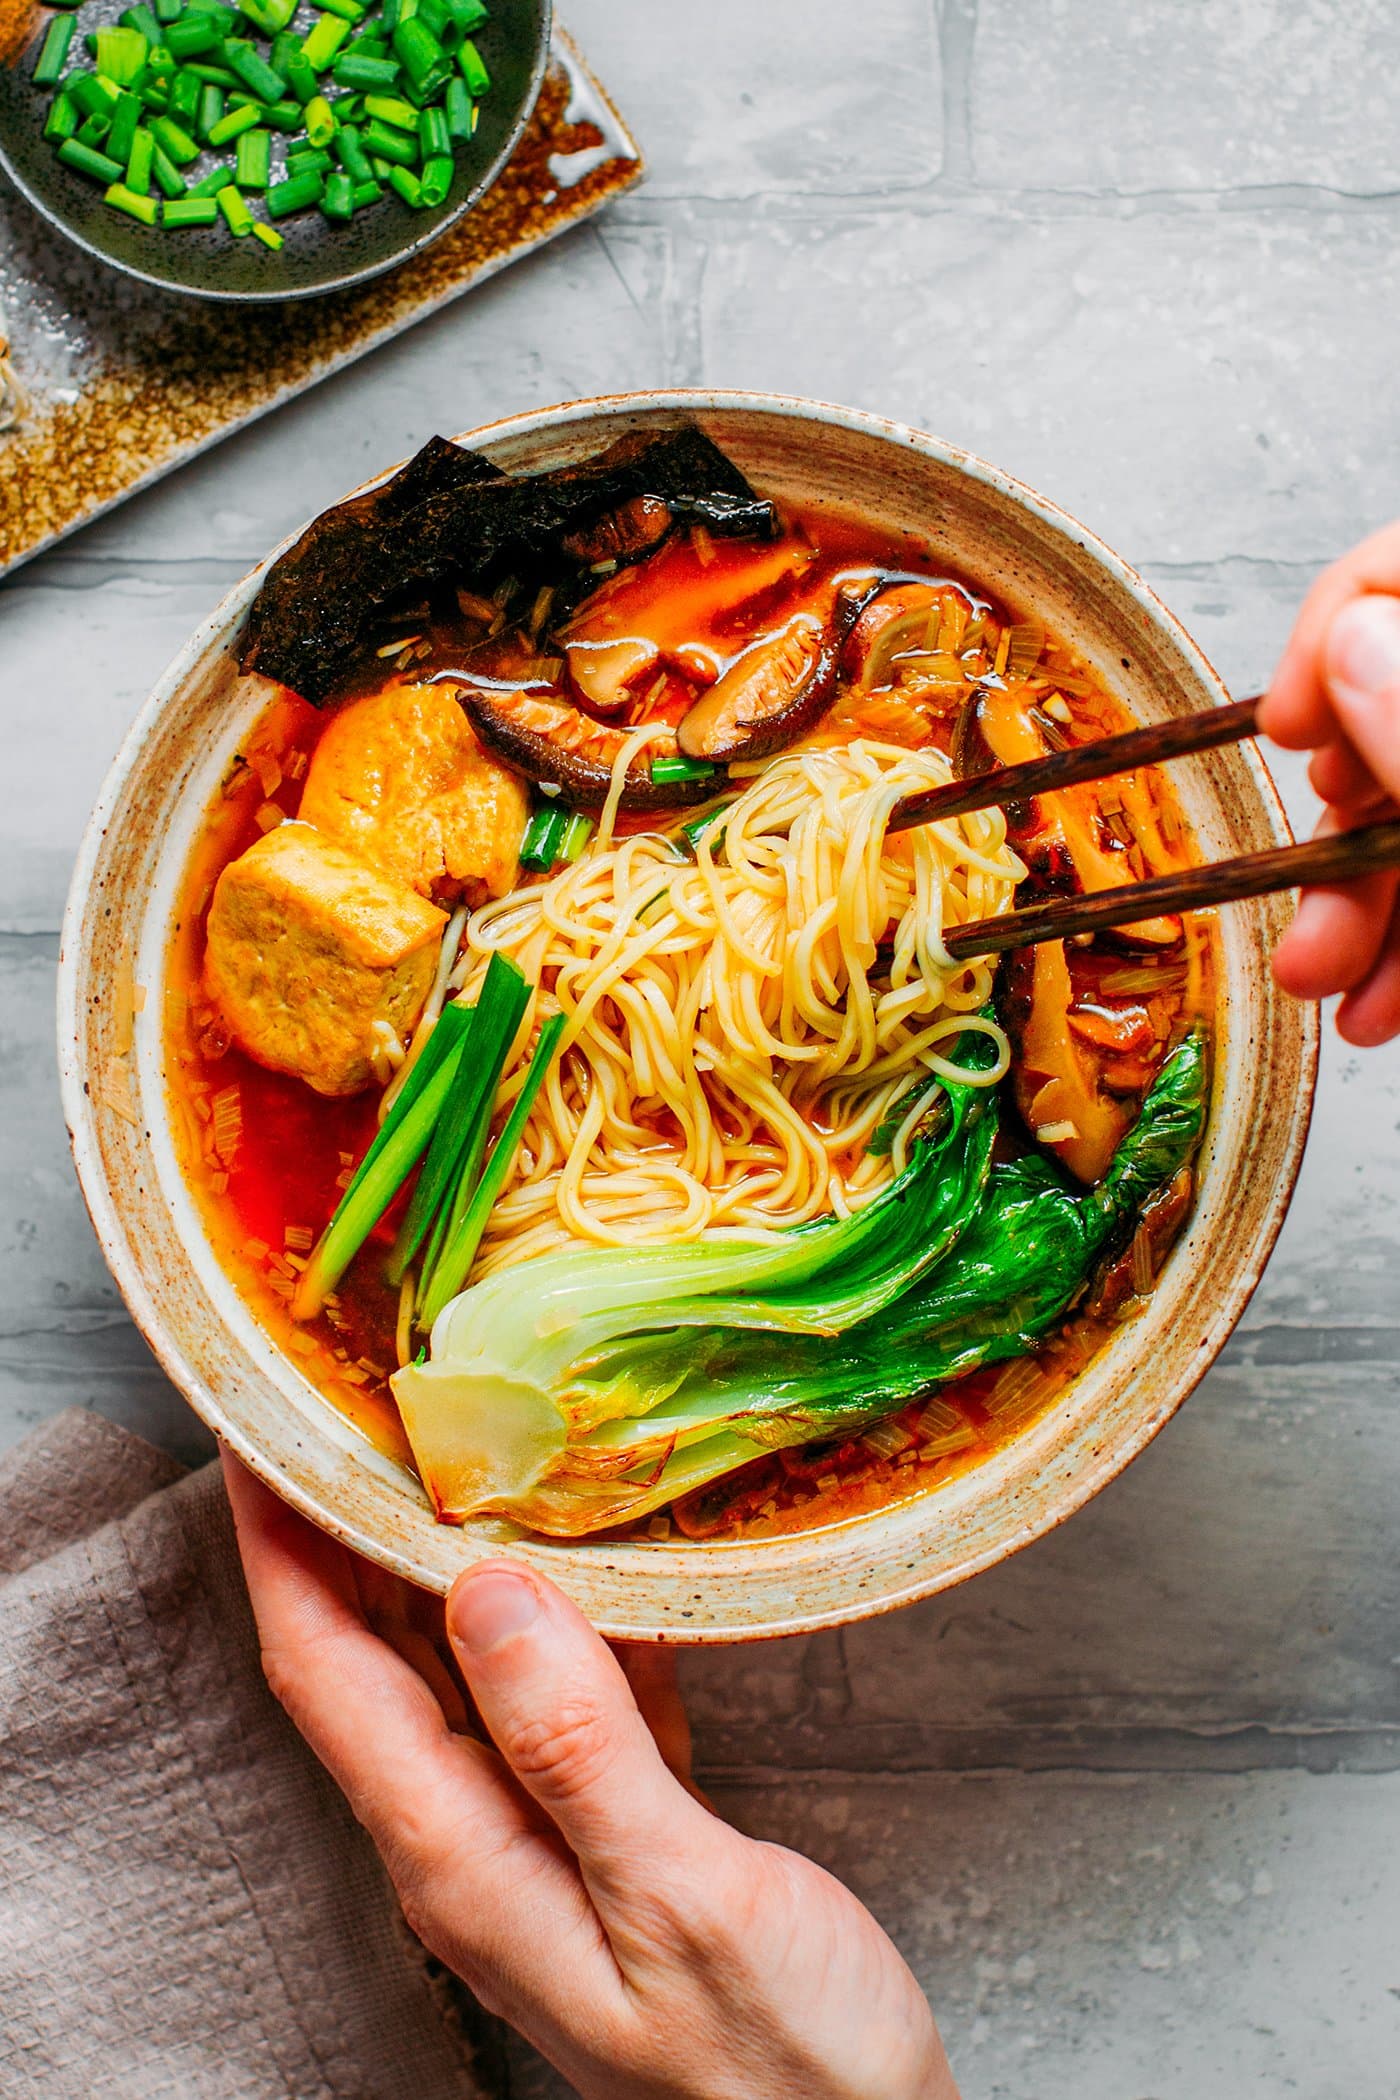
[223,1455,957,2100]
[1258,519,1400,1044]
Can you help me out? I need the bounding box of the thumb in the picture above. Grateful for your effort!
[446,1561,709,1887]
[1322,595,1400,809]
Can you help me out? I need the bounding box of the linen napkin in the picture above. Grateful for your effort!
[0,1406,489,2100]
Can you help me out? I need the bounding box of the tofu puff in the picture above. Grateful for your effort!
[204,824,445,1097]
[298,681,529,907]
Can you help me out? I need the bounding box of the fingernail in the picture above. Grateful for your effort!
[449,1568,540,1656]
[1327,596,1400,706]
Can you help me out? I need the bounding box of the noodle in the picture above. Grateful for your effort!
[454,740,1023,1275]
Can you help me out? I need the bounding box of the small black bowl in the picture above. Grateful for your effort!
[0,0,549,301]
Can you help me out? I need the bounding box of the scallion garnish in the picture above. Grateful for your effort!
[652,754,717,786]
[292,1001,474,1320]
[518,804,567,872]
[387,950,529,1281]
[416,1012,566,1329]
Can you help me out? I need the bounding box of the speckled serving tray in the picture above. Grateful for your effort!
[0,28,641,575]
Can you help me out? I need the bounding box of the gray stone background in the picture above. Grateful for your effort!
[5,2,1400,2094]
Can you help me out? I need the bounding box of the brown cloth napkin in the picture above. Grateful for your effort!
[0,1407,488,2100]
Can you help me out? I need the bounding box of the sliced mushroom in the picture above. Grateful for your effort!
[464,688,717,812]
[1002,941,1134,1185]
[954,686,1182,948]
[843,581,943,686]
[561,494,674,568]
[567,636,662,713]
[676,585,871,764]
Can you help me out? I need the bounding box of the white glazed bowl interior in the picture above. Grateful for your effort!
[59,392,1317,1641]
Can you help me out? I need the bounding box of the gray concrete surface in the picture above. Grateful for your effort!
[4,2,1400,2094]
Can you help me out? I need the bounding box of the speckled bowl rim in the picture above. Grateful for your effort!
[58,388,1320,1640]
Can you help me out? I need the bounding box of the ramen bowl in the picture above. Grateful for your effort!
[58,390,1317,1640]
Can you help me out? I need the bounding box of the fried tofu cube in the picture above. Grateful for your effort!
[205,822,446,1097]
[297,680,530,907]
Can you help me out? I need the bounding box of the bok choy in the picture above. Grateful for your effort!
[392,1032,1207,1535]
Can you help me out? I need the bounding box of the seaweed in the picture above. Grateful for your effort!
[239,426,779,705]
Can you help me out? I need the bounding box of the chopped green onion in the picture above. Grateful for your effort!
[153,0,182,23]
[301,11,350,69]
[350,174,382,206]
[164,12,220,56]
[135,80,170,111]
[362,114,416,161]
[456,34,488,94]
[68,69,121,115]
[332,120,374,181]
[285,144,332,173]
[234,124,270,184]
[148,111,200,160]
[124,122,155,191]
[57,136,125,183]
[443,73,471,139]
[251,216,284,247]
[651,754,718,786]
[167,66,201,120]
[331,48,398,86]
[266,166,325,213]
[150,141,188,195]
[556,811,594,864]
[163,191,218,222]
[418,1014,566,1329]
[391,13,447,94]
[417,101,448,157]
[120,4,164,43]
[216,180,254,232]
[445,0,487,29]
[281,45,317,99]
[197,81,224,137]
[302,90,335,143]
[383,159,420,204]
[186,0,237,22]
[417,149,451,204]
[188,159,235,194]
[74,111,112,145]
[103,178,159,222]
[416,0,461,53]
[184,58,239,83]
[362,90,416,129]
[256,96,302,126]
[320,166,354,215]
[207,98,258,142]
[518,804,567,872]
[44,92,79,142]
[95,26,149,83]
[33,15,76,87]
[105,89,142,162]
[680,801,732,852]
[221,36,285,100]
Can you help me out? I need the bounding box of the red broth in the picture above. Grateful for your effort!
[164,503,1215,1538]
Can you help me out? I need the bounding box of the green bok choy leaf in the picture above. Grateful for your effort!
[393,1031,1207,1535]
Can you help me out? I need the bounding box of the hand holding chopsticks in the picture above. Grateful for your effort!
[889,688,1400,962]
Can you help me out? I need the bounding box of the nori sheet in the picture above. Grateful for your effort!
[239,426,777,705]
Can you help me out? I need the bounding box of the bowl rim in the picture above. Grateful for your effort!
[0,0,552,305]
[57,387,1320,1638]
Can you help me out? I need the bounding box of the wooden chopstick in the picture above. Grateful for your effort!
[888,694,1262,833]
[943,819,1400,961]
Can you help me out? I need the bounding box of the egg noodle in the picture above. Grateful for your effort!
[435,738,1023,1277]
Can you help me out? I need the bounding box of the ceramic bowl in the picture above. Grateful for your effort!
[0,0,550,301]
[58,390,1318,1640]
